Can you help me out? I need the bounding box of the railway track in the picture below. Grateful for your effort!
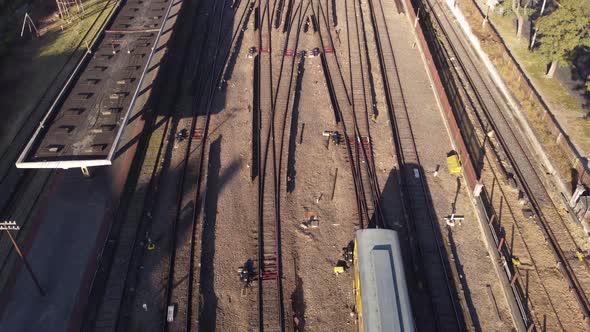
[312,0,464,328]
[254,0,309,329]
[164,1,255,330]
[86,0,254,330]
[311,0,383,229]
[80,0,202,328]
[420,0,590,328]
[256,0,285,328]
[311,3,465,328]
[344,0,382,228]
[480,128,570,329]
[362,0,464,329]
[90,0,259,329]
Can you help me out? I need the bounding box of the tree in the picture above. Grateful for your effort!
[513,0,525,39]
[540,0,548,16]
[500,0,535,39]
[536,0,590,78]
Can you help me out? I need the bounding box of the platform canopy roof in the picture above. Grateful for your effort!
[16,0,174,169]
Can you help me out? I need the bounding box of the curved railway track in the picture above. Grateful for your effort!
[311,0,464,328]
[344,0,384,228]
[312,0,383,230]
[162,1,255,330]
[421,0,590,328]
[255,0,309,329]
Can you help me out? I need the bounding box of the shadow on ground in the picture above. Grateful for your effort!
[376,165,471,331]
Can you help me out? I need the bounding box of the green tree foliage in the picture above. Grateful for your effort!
[499,0,513,16]
[536,0,590,65]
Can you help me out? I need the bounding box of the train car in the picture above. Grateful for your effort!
[354,229,415,331]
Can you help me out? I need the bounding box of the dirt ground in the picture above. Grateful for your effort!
[116,0,524,330]
[190,0,521,330]
[194,0,514,330]
[196,3,358,330]
[372,6,513,331]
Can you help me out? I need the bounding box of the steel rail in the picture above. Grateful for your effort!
[163,0,250,330]
[365,0,464,329]
[342,0,371,226]
[313,0,378,229]
[310,1,367,227]
[418,1,536,329]
[163,0,224,328]
[256,0,306,329]
[423,0,590,326]
[348,0,385,228]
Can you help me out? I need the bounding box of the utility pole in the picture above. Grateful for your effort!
[1,221,45,297]
[540,0,547,16]
[20,12,39,38]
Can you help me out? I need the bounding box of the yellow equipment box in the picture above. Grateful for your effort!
[446,155,462,174]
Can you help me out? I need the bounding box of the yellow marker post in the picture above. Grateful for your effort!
[446,155,462,175]
[512,257,521,266]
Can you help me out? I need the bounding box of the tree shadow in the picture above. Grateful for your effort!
[290,257,306,331]
[568,46,590,110]
[447,227,482,332]
[377,165,467,331]
[221,3,252,85]
[287,55,304,193]
[198,136,222,331]
[551,45,590,111]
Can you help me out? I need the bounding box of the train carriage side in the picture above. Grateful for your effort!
[354,229,415,331]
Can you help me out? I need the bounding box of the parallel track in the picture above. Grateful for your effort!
[255,0,307,329]
[344,0,382,228]
[312,0,383,229]
[364,0,463,329]
[311,0,464,328]
[421,0,590,327]
[163,1,253,330]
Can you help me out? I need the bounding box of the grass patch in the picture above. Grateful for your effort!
[0,0,117,155]
[487,8,584,113]
[456,0,590,186]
